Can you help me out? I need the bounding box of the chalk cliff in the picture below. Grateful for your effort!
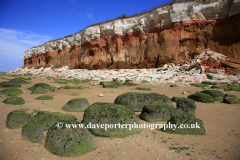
[24,0,240,70]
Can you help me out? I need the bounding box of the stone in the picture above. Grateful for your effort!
[28,83,55,94]
[206,73,226,80]
[200,90,225,101]
[98,94,104,97]
[21,123,44,143]
[161,112,206,135]
[188,92,215,103]
[114,92,173,111]
[223,97,240,104]
[2,97,25,105]
[82,102,141,137]
[176,98,196,114]
[61,98,89,112]
[0,88,23,96]
[44,122,96,157]
[35,95,54,100]
[208,69,225,75]
[140,104,175,122]
[6,109,30,129]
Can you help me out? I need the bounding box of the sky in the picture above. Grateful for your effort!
[0,0,171,72]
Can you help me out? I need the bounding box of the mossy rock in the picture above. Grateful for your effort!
[114,92,173,111]
[176,98,196,114]
[211,84,228,90]
[224,94,237,99]
[68,79,81,84]
[224,85,240,91]
[170,84,177,87]
[141,80,149,83]
[188,92,214,103]
[123,82,135,86]
[201,81,219,85]
[82,102,141,137]
[30,111,77,131]
[44,122,95,157]
[161,113,206,135]
[9,77,28,84]
[0,81,21,87]
[140,104,176,122]
[28,83,55,94]
[62,98,89,112]
[54,79,68,84]
[223,97,240,104]
[135,87,152,91]
[102,82,118,88]
[6,109,30,129]
[35,95,53,100]
[63,85,86,90]
[21,123,44,143]
[0,88,23,96]
[2,97,25,105]
[81,79,91,83]
[171,96,181,103]
[190,83,208,88]
[200,90,224,101]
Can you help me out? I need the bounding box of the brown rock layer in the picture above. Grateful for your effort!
[24,13,240,70]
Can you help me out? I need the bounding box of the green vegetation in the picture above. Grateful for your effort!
[6,109,30,129]
[141,80,149,83]
[190,83,208,89]
[171,96,181,103]
[169,147,189,153]
[223,97,240,104]
[63,85,87,90]
[0,88,23,96]
[135,87,152,91]
[201,81,219,85]
[62,98,89,112]
[200,90,224,101]
[114,92,173,111]
[2,97,25,105]
[71,94,79,96]
[35,95,53,100]
[176,98,196,114]
[188,92,215,103]
[28,83,55,94]
[82,102,141,137]
[54,79,68,84]
[45,122,96,157]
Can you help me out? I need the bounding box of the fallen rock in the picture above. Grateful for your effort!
[61,98,89,112]
[82,102,141,137]
[6,109,30,129]
[176,98,196,114]
[208,69,225,75]
[200,90,225,101]
[114,92,173,111]
[45,122,96,157]
[28,83,55,94]
[140,104,175,122]
[188,92,215,103]
[21,123,44,143]
[206,73,226,80]
[2,97,25,105]
[0,88,23,96]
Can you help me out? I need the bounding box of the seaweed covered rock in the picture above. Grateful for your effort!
[62,98,89,112]
[0,88,23,96]
[224,85,240,92]
[29,111,77,131]
[211,84,228,90]
[21,123,44,143]
[176,98,196,113]
[102,82,118,88]
[200,90,224,101]
[9,77,28,84]
[140,104,175,122]
[28,83,55,94]
[190,83,208,88]
[35,95,53,100]
[82,102,141,137]
[2,97,25,105]
[201,81,219,85]
[114,92,173,111]
[161,112,206,135]
[0,81,21,87]
[188,92,214,103]
[6,109,30,129]
[135,87,152,91]
[171,96,181,103]
[224,94,237,99]
[53,79,68,84]
[45,122,95,157]
[223,97,240,104]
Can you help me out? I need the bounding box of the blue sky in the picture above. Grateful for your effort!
[0,0,171,72]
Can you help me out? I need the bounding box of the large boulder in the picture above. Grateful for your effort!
[0,88,23,96]
[0,81,21,87]
[200,90,225,101]
[82,102,141,137]
[223,97,240,104]
[9,77,28,84]
[140,104,175,122]
[188,92,214,103]
[2,97,25,105]
[28,83,55,94]
[176,98,196,114]
[21,123,44,143]
[161,112,206,135]
[62,98,89,112]
[45,122,96,157]
[6,109,30,129]
[35,95,53,100]
[114,92,173,111]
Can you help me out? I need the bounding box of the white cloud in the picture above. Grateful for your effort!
[86,12,94,20]
[0,28,52,71]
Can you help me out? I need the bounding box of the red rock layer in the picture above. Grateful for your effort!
[24,13,240,70]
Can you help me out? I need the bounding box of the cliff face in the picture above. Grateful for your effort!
[24,0,240,69]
